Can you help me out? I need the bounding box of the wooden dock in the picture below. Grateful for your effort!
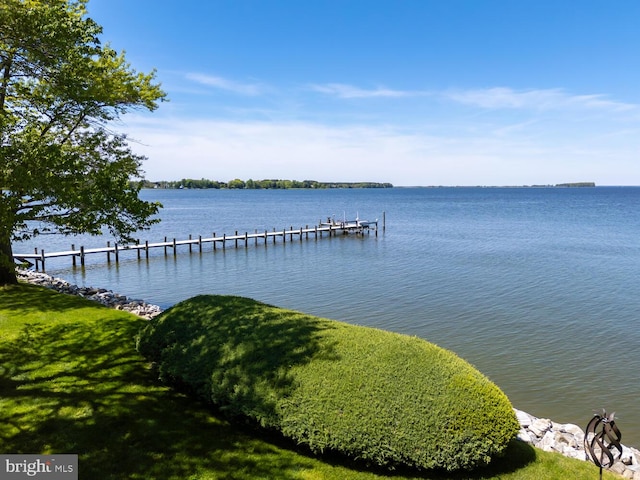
[13,217,382,271]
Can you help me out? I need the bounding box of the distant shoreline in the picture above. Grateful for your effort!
[397,182,597,189]
[138,180,605,190]
[140,179,394,190]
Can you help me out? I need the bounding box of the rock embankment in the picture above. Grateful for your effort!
[14,268,640,477]
[515,409,640,479]
[17,269,163,319]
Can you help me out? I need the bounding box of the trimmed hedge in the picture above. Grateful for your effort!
[136,295,519,471]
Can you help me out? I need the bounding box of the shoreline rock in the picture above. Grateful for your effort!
[515,409,640,478]
[16,269,163,319]
[13,268,640,477]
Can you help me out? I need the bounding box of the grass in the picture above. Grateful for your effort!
[0,283,620,479]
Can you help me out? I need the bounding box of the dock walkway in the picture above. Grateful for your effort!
[13,217,381,271]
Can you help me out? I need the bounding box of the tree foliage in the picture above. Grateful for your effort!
[0,0,166,284]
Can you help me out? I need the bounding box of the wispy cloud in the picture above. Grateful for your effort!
[308,83,637,115]
[445,87,636,112]
[185,73,265,96]
[310,83,419,99]
[122,77,640,185]
[123,114,639,186]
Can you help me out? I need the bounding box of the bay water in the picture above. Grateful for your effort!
[15,187,640,447]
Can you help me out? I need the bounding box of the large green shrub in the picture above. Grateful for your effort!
[136,295,519,471]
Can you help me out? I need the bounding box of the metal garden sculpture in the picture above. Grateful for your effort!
[584,409,623,479]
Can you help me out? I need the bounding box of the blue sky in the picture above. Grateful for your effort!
[89,0,640,186]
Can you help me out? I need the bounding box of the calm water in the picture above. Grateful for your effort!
[15,187,640,446]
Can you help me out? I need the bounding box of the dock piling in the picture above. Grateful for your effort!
[14,214,382,270]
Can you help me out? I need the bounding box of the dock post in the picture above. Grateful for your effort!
[71,244,76,267]
[114,243,119,263]
[164,237,168,255]
[198,235,202,253]
[264,230,268,247]
[244,232,248,248]
[305,225,309,239]
[213,233,216,251]
[172,238,177,256]
[235,231,238,249]
[273,228,276,244]
[80,245,85,266]
[137,240,141,259]
[290,226,294,242]
[299,227,303,241]
[33,248,39,270]
[283,227,286,243]
[106,241,111,263]
[188,234,192,253]
[40,250,45,271]
[383,211,386,232]
[254,229,258,246]
[223,234,226,250]
[145,240,149,258]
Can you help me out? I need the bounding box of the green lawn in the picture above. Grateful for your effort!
[0,283,618,479]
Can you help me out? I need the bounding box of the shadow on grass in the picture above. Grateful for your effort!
[0,289,537,479]
[0,283,90,314]
[286,437,537,480]
[136,295,339,425]
[0,314,318,479]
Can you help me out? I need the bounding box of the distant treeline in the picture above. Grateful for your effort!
[554,182,596,188]
[142,179,394,189]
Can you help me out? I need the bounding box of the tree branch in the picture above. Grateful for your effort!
[0,52,12,113]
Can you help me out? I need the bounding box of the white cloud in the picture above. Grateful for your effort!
[122,114,640,186]
[308,83,637,116]
[118,77,640,186]
[444,87,637,112]
[310,83,417,99]
[185,73,265,96]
